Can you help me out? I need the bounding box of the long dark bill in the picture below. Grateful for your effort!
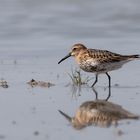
[58,110,72,122]
[58,53,71,64]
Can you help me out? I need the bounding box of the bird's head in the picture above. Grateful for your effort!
[58,43,87,64]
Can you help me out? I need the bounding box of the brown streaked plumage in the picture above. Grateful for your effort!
[58,43,140,87]
[58,100,139,129]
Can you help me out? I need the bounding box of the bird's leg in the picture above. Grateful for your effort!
[91,87,98,100]
[105,72,111,101]
[106,72,111,88]
[91,74,98,87]
[106,86,111,101]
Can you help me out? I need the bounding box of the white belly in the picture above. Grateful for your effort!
[79,60,129,74]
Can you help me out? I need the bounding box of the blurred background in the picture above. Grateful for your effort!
[1,0,140,43]
[0,0,140,61]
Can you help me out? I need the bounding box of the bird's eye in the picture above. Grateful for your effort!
[73,48,77,51]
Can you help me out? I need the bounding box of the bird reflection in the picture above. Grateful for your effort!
[68,83,111,101]
[59,99,139,129]
[92,87,110,101]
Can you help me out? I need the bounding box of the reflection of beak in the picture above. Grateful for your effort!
[58,110,72,122]
[58,53,71,64]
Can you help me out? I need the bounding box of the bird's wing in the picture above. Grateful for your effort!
[94,101,136,119]
[80,101,121,120]
[88,49,128,63]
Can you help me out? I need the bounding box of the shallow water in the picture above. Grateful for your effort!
[0,0,140,140]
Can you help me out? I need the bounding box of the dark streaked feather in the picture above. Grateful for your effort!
[87,49,139,63]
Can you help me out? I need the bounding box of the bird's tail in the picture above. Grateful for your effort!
[125,110,140,120]
[125,54,140,61]
[129,55,140,59]
[128,115,140,120]
[132,54,140,58]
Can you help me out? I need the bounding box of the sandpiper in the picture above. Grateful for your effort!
[59,100,139,129]
[58,43,140,87]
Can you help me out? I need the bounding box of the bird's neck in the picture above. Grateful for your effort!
[74,50,89,64]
